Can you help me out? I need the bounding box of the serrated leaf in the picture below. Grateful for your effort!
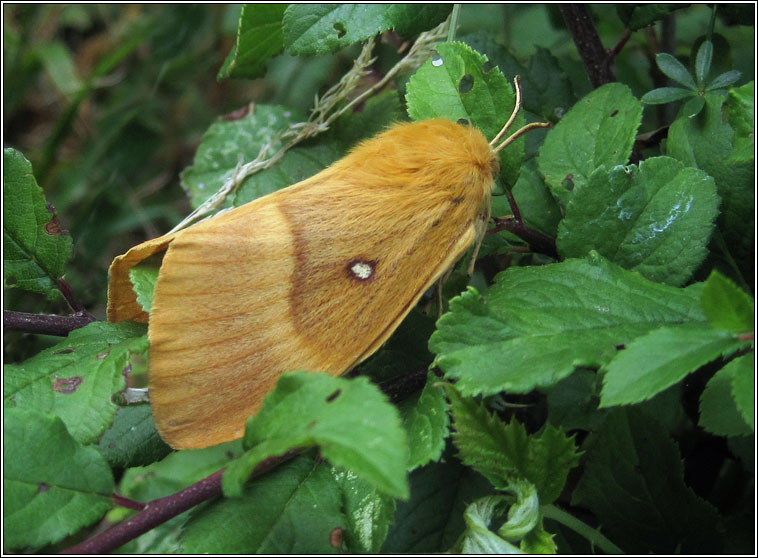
[283,4,392,55]
[655,52,697,89]
[332,466,397,553]
[96,404,171,468]
[3,408,114,550]
[3,321,149,444]
[538,83,642,206]
[217,4,286,80]
[454,496,522,554]
[700,270,754,332]
[430,254,706,397]
[381,457,493,553]
[699,355,753,436]
[446,386,580,505]
[398,372,450,470]
[223,372,408,500]
[511,161,562,236]
[726,80,754,162]
[180,105,304,208]
[641,86,694,104]
[129,263,159,313]
[386,4,452,38]
[600,323,745,408]
[729,354,755,431]
[667,93,754,284]
[3,148,73,299]
[183,455,345,554]
[572,408,724,554]
[557,156,720,286]
[405,41,523,187]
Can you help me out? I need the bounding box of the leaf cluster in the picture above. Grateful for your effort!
[3,4,754,555]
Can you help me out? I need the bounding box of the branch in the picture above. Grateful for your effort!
[4,310,96,336]
[559,4,615,87]
[490,216,558,260]
[59,368,431,554]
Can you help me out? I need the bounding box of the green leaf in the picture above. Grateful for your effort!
[332,466,397,553]
[381,457,493,553]
[3,148,73,299]
[700,270,754,332]
[3,408,114,550]
[616,4,684,31]
[699,355,753,436]
[3,321,149,444]
[223,372,408,500]
[708,69,741,90]
[217,4,286,80]
[726,81,754,162]
[182,455,345,554]
[180,105,304,208]
[129,262,159,314]
[453,495,521,553]
[557,156,720,286]
[695,40,713,86]
[498,480,540,541]
[682,94,706,117]
[430,254,705,396]
[640,86,694,104]
[538,83,642,206]
[667,93,754,283]
[511,161,562,236]
[283,4,392,55]
[600,323,745,408]
[446,386,580,505]
[386,4,452,38]
[655,52,697,89]
[96,404,171,468]
[572,408,724,554]
[398,372,450,470]
[546,369,607,432]
[405,41,524,187]
[729,354,755,431]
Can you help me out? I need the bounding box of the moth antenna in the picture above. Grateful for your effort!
[489,75,523,148]
[493,121,552,154]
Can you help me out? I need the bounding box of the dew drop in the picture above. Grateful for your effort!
[431,55,443,67]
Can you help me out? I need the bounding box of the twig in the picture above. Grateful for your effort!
[559,5,615,88]
[59,366,433,554]
[56,278,96,320]
[489,216,558,260]
[3,310,96,336]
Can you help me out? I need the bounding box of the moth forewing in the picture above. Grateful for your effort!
[108,118,500,449]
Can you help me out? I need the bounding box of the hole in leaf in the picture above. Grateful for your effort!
[457,118,470,126]
[333,22,346,38]
[610,109,619,117]
[458,74,474,94]
[326,389,342,403]
[53,347,75,355]
[562,174,574,191]
[5,277,17,286]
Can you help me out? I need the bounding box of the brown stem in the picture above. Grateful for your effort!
[61,449,301,555]
[57,278,96,320]
[489,216,558,260]
[4,310,97,336]
[560,5,615,87]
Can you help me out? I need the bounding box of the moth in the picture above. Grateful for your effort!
[108,77,544,449]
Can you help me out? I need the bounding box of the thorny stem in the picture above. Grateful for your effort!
[170,19,450,234]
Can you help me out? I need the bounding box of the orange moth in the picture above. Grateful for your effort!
[108,77,546,449]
